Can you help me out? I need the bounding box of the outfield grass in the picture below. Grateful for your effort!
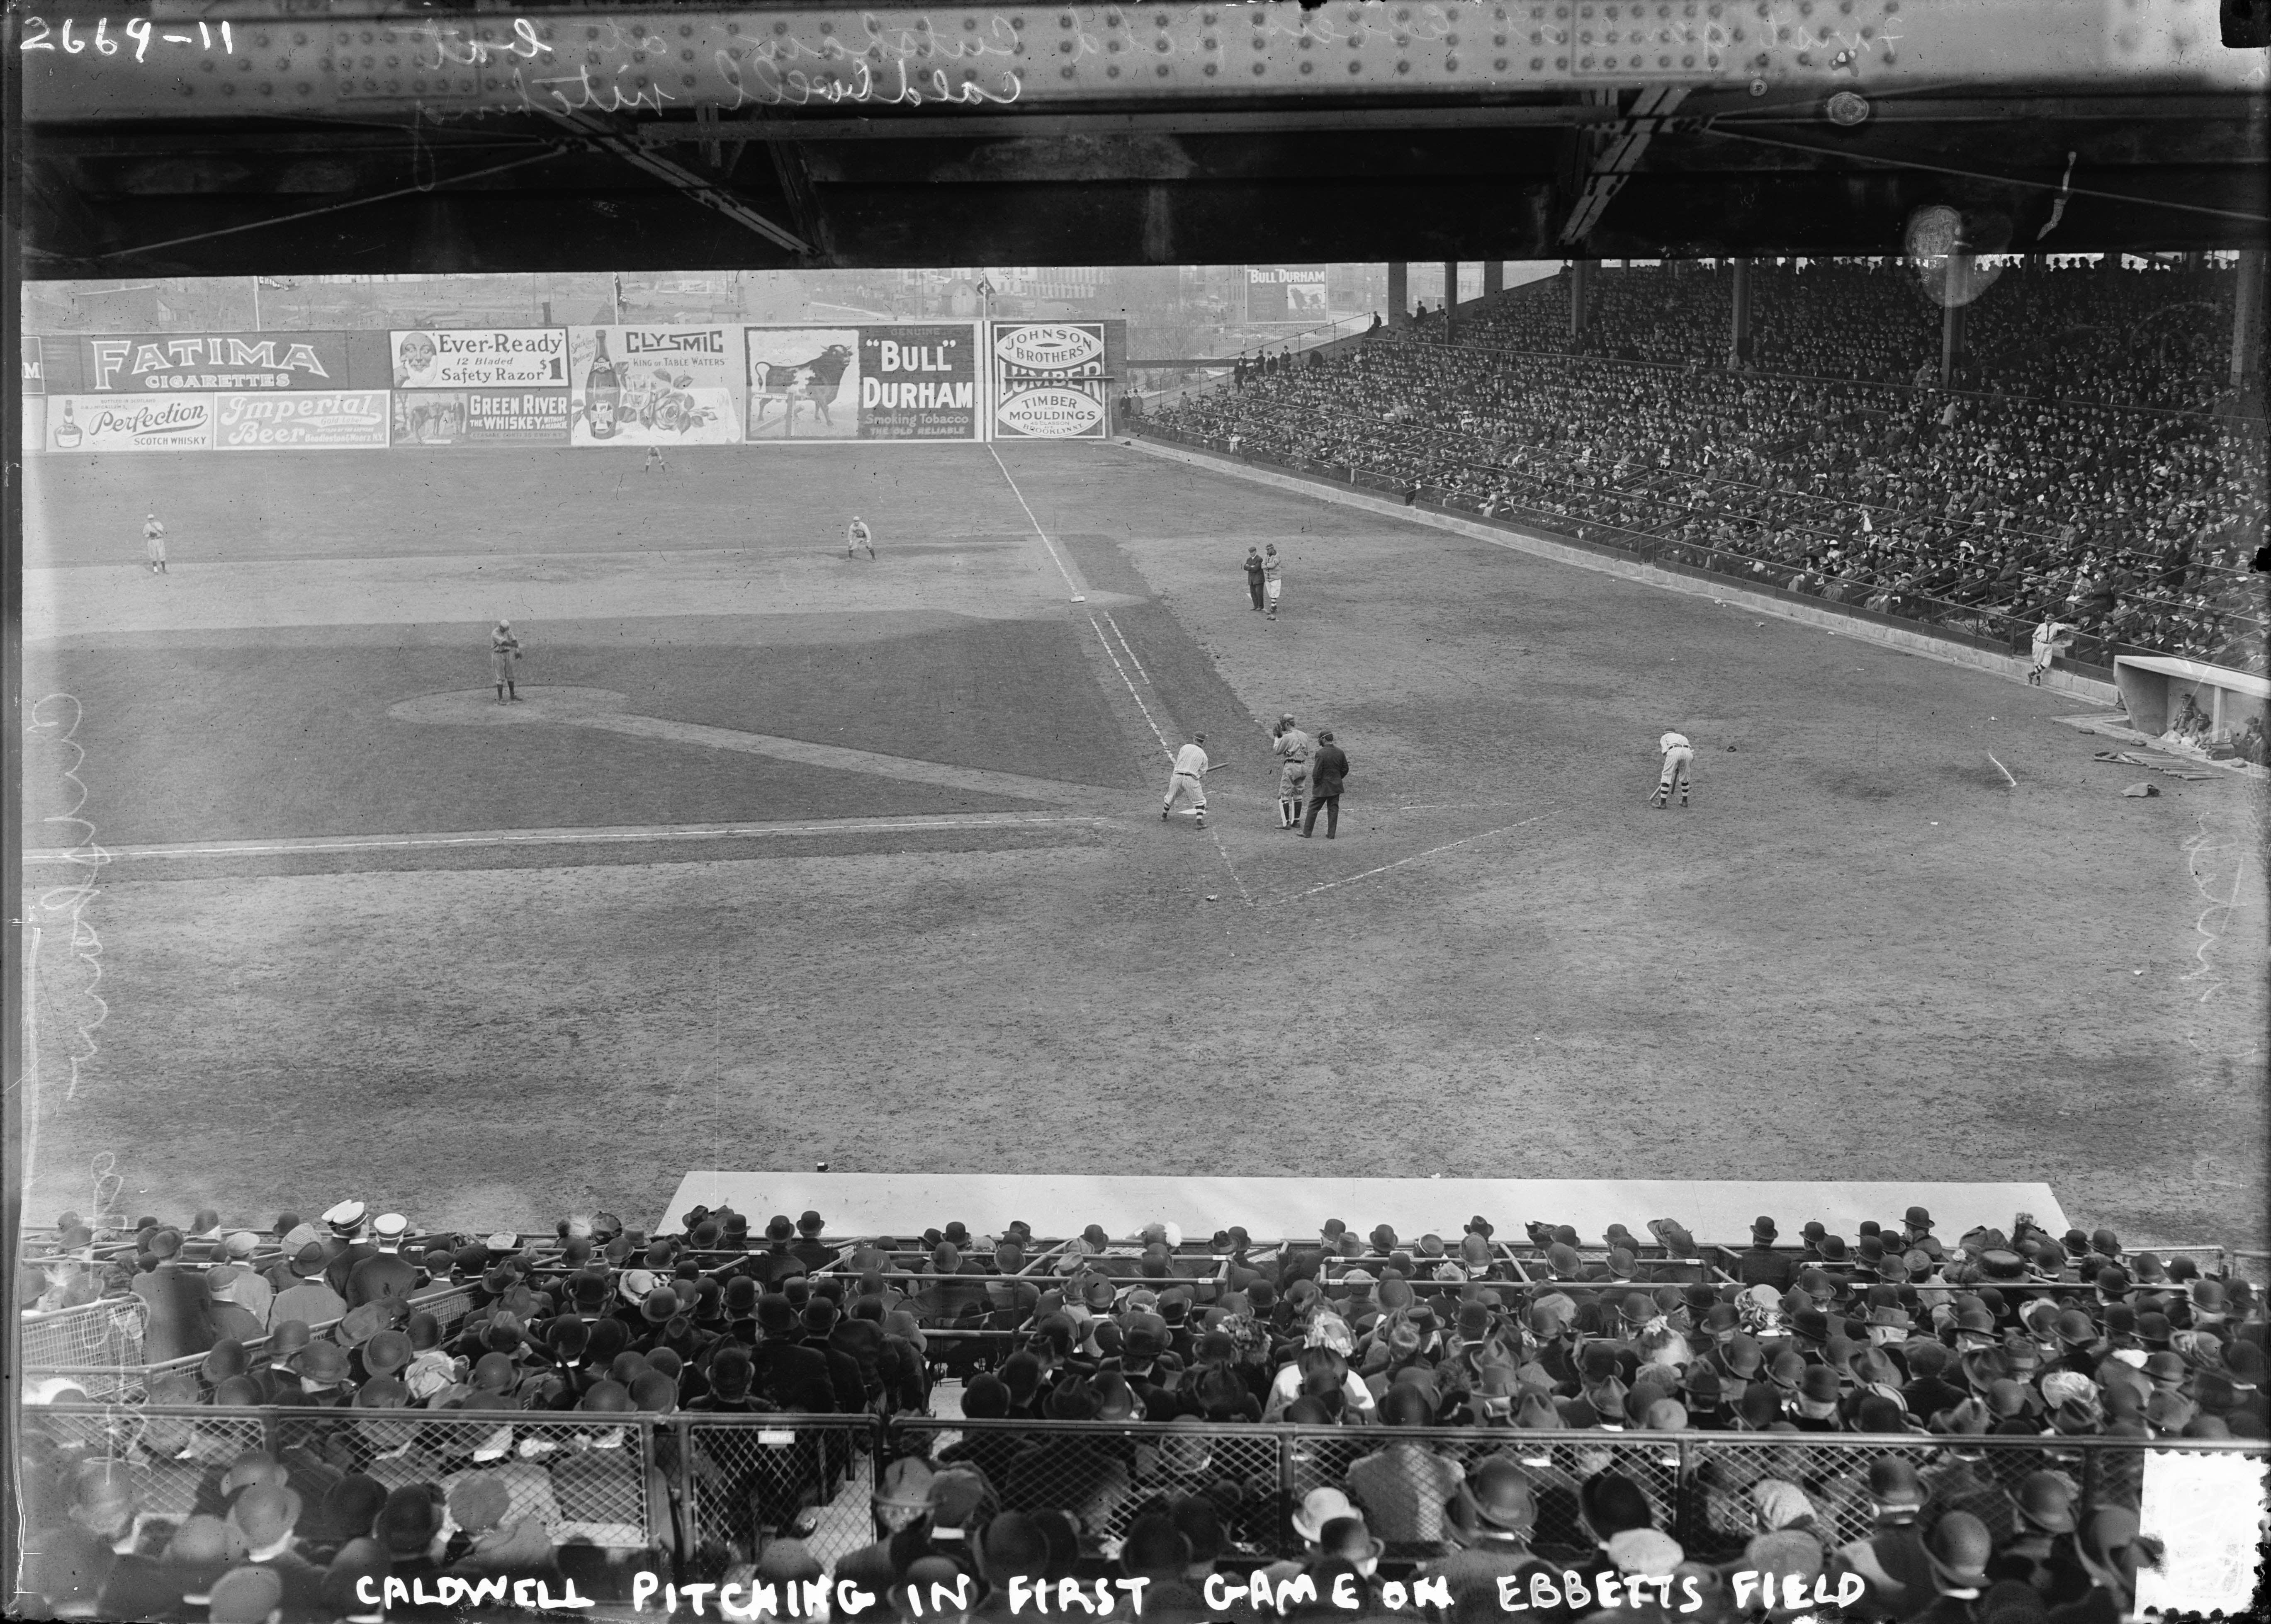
[20,442,2266,1248]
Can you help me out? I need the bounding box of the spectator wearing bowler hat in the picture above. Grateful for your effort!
[791,1211,839,1273]
[749,1293,839,1410]
[1732,1219,1795,1292]
[270,1243,348,1332]
[1421,1457,1541,1603]
[1837,1458,1936,1618]
[130,1227,217,1363]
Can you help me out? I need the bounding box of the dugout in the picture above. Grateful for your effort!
[2113,655,2270,750]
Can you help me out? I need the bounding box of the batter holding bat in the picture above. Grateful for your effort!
[1162,731,1221,828]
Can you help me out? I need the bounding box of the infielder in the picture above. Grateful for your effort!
[491,621,523,704]
[1162,732,1212,828]
[1262,544,1284,619]
[1271,714,1313,831]
[1650,731,1693,809]
[2029,615,2076,686]
[849,517,876,560]
[143,513,167,575]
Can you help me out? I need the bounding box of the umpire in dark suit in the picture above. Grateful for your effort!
[1302,731,1350,839]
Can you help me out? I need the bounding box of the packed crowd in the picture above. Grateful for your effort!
[1162,265,2269,675]
[17,1200,2265,1621]
[1411,260,2242,413]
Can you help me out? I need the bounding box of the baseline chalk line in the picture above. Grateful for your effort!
[1263,808,1557,906]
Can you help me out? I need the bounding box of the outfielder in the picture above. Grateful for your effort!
[849,516,876,560]
[1262,544,1284,619]
[1162,732,1212,828]
[143,513,168,575]
[1271,714,1313,831]
[1650,731,1693,809]
[2029,615,2076,686]
[644,444,669,475]
[491,621,523,704]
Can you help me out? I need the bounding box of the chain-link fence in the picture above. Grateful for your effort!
[873,1422,2266,1571]
[23,1282,479,1405]
[671,1414,883,1576]
[31,1403,665,1552]
[21,1295,148,1372]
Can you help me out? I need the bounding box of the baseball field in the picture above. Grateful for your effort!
[19,439,2267,1249]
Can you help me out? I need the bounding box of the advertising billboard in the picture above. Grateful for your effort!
[391,389,571,447]
[744,324,980,442]
[22,334,44,395]
[215,391,391,450]
[569,325,744,446]
[46,394,216,452]
[1246,267,1330,323]
[389,328,569,390]
[77,332,354,393]
[992,322,1111,440]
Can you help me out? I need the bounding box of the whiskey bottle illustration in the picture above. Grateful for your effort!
[587,332,622,439]
[55,399,81,448]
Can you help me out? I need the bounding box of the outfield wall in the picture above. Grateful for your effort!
[19,321,1127,450]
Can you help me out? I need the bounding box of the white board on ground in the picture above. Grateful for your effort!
[2134,1447,2270,1619]
[658,1173,2067,1246]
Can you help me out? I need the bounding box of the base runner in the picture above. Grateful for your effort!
[849,517,876,560]
[1649,731,1693,809]
[143,513,168,575]
[1263,544,1284,619]
[1162,732,1213,828]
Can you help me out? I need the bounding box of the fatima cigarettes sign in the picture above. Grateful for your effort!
[992,323,1110,440]
[390,328,569,390]
[78,331,353,393]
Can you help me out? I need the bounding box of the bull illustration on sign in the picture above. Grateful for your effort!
[748,341,854,437]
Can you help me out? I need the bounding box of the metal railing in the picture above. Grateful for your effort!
[24,1402,2264,1586]
[29,1403,664,1552]
[26,1281,478,1403]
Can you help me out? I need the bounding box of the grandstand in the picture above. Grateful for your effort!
[1148,260,2269,690]
[17,1191,2270,1619]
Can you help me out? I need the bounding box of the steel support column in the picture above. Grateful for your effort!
[1388,262,1408,326]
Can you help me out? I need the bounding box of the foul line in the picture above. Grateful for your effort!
[1262,809,1557,906]
[1087,614,1173,759]
[22,814,1100,864]
[1101,611,1151,685]
[1081,609,1250,906]
[989,445,1088,602]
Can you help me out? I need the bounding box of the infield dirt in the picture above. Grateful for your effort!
[21,442,2266,1247]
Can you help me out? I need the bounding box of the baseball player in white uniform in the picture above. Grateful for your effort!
[1262,544,1284,619]
[1650,731,1694,809]
[1162,732,1212,828]
[2029,616,2076,686]
[143,513,168,574]
[491,621,523,704]
[849,517,876,560]
[1272,714,1313,830]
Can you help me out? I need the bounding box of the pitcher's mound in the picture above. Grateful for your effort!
[387,687,629,726]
